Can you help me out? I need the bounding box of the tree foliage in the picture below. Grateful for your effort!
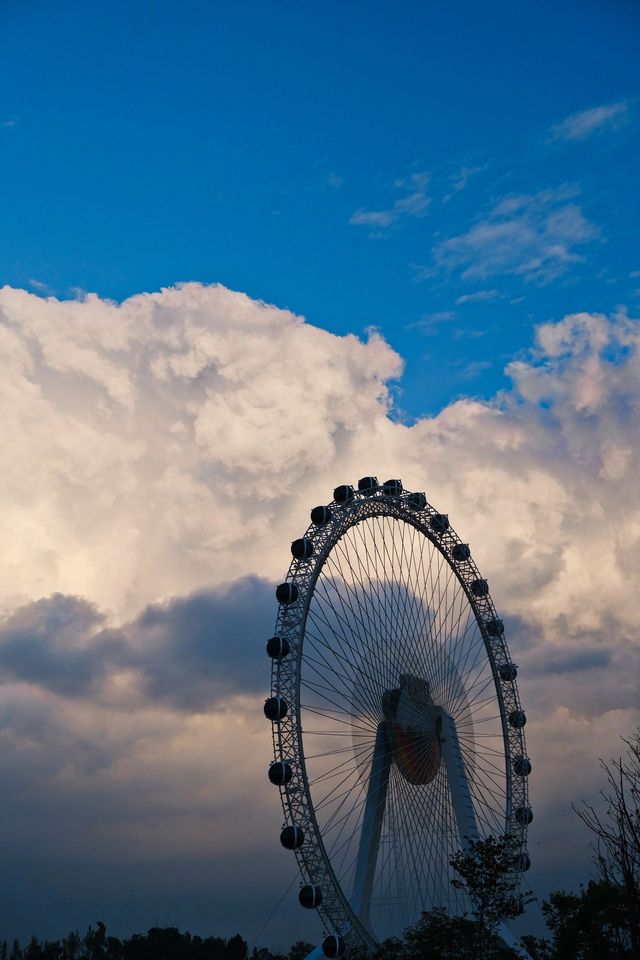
[449,834,530,958]
[572,726,640,956]
[0,928,255,960]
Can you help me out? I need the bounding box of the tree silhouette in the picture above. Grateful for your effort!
[572,726,640,956]
[449,834,529,958]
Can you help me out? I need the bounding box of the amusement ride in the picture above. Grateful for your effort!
[264,477,532,958]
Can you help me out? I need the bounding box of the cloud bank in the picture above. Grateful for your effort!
[0,283,639,942]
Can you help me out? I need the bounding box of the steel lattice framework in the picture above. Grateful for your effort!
[267,479,531,951]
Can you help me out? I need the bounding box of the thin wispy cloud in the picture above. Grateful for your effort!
[456,289,502,305]
[457,358,492,380]
[406,310,456,335]
[350,172,430,233]
[442,164,486,202]
[28,278,54,295]
[432,186,599,284]
[549,101,630,142]
[350,208,396,228]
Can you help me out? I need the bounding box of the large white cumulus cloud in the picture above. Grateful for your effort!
[0,283,639,941]
[3,284,638,636]
[0,283,401,618]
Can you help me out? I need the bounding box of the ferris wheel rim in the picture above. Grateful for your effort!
[267,479,531,948]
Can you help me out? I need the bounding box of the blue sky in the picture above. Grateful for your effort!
[1,1,640,949]
[2,0,638,415]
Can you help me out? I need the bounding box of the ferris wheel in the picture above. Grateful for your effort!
[265,477,532,958]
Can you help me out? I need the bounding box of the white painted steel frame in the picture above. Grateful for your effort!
[350,721,393,928]
[439,710,481,849]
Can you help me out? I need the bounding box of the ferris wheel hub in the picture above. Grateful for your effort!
[382,674,442,785]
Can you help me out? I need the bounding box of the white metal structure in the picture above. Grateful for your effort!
[265,478,532,956]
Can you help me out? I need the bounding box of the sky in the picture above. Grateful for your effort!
[0,0,639,951]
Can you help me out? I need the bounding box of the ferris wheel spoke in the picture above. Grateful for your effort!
[437,583,477,694]
[388,517,434,687]
[301,632,385,723]
[300,676,380,734]
[349,520,398,696]
[385,518,420,675]
[366,517,408,676]
[409,526,443,689]
[455,669,496,710]
[385,523,425,688]
[300,619,384,713]
[470,769,506,807]
[395,772,445,912]
[467,770,506,819]
[329,533,393,673]
[448,637,494,707]
[306,736,379,789]
[303,729,376,737]
[324,783,372,879]
[322,547,384,675]
[310,576,384,690]
[323,772,372,838]
[312,742,388,818]
[305,606,384,690]
[465,750,505,778]
[412,531,463,700]
[373,770,411,915]
[300,703,378,735]
[304,744,376,761]
[470,766,507,807]
[312,572,392,709]
[311,758,374,813]
[441,602,479,707]
[399,523,432,678]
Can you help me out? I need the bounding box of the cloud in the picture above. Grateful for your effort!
[0,578,271,710]
[455,289,502,305]
[349,208,396,228]
[1,283,640,941]
[406,310,457,334]
[457,358,492,380]
[0,283,402,620]
[0,594,122,697]
[432,186,598,284]
[350,172,430,232]
[2,284,639,678]
[28,278,54,294]
[549,101,630,142]
[442,164,486,202]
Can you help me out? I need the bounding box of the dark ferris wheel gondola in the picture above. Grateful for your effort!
[265,477,531,957]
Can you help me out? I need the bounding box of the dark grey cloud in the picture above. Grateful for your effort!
[124,575,274,709]
[505,612,640,719]
[531,646,612,676]
[0,594,123,696]
[0,576,288,945]
[0,577,274,710]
